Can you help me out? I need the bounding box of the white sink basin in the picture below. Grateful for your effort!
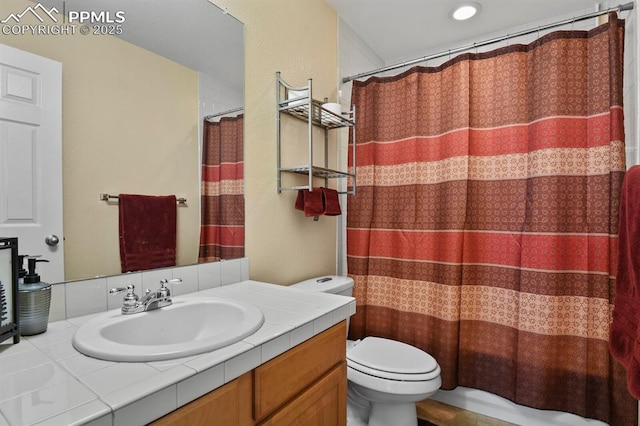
[72,298,264,362]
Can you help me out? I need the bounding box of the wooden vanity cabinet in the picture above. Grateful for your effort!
[151,321,347,426]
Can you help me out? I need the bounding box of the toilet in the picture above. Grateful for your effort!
[292,276,442,426]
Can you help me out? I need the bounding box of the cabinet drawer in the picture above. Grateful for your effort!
[254,321,346,421]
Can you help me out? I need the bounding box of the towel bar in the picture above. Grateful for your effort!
[100,193,187,205]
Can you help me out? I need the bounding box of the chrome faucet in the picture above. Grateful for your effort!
[109,278,182,315]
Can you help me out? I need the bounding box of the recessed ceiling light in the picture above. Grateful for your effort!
[452,2,482,21]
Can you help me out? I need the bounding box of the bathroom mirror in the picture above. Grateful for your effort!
[1,0,244,281]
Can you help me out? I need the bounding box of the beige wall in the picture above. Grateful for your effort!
[211,0,339,284]
[1,0,200,280]
[1,0,338,284]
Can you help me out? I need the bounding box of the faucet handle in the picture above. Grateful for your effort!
[109,285,139,309]
[158,278,182,298]
[109,284,135,295]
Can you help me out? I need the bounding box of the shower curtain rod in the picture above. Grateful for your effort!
[204,106,243,121]
[342,2,634,83]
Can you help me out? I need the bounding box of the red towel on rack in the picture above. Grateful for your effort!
[295,188,324,217]
[119,194,177,273]
[610,165,640,399]
[321,187,341,216]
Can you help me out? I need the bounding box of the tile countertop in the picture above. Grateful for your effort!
[0,280,356,426]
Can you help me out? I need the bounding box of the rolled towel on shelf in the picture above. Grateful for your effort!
[287,89,308,107]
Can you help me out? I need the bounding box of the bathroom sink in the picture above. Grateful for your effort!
[72,298,264,362]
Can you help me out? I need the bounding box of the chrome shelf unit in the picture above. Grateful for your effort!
[276,72,356,194]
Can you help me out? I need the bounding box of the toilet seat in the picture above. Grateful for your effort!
[347,337,440,382]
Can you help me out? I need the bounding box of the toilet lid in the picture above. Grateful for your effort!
[347,337,440,381]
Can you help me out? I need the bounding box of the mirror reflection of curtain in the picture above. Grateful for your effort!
[199,115,244,262]
[347,13,634,424]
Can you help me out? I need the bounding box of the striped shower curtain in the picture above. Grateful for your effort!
[199,115,244,261]
[347,14,636,424]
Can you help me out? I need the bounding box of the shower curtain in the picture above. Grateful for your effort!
[199,115,245,262]
[347,13,635,424]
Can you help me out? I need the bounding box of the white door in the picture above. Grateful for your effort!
[0,43,63,283]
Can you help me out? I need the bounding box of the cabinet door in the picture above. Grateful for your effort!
[254,321,346,421]
[259,362,347,426]
[150,372,253,426]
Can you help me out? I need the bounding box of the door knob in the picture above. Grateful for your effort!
[45,235,59,246]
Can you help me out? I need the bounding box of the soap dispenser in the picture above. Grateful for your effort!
[17,254,28,284]
[18,257,52,335]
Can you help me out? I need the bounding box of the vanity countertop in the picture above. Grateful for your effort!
[0,280,355,426]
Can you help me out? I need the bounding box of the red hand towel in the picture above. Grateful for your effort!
[610,165,640,399]
[321,187,341,216]
[295,188,324,217]
[119,194,177,273]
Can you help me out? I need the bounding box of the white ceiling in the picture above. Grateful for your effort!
[324,0,628,64]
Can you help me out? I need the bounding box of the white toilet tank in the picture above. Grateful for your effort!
[291,275,354,297]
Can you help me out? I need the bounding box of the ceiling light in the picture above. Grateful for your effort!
[452,3,481,21]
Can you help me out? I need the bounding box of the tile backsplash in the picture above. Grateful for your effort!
[50,258,250,322]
